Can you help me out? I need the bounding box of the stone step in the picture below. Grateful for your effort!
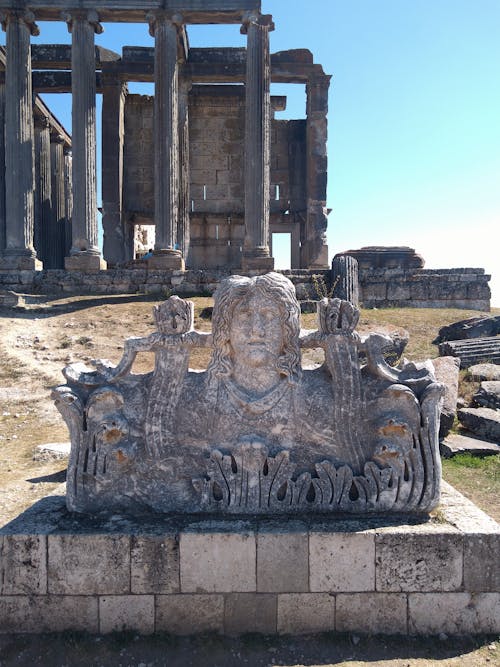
[457,407,500,443]
[440,433,500,458]
[439,337,500,368]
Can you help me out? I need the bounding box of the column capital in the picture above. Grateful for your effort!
[0,8,39,36]
[62,10,103,35]
[146,10,184,37]
[49,130,66,145]
[34,114,51,130]
[240,12,274,35]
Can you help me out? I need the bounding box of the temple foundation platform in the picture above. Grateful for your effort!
[0,482,498,636]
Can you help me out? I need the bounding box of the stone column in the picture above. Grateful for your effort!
[241,12,274,271]
[50,133,67,269]
[177,77,191,263]
[147,11,184,270]
[63,146,73,257]
[33,115,52,266]
[304,73,331,269]
[0,9,41,269]
[0,78,5,255]
[102,76,128,265]
[63,10,106,271]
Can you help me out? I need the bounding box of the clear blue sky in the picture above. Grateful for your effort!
[2,1,499,305]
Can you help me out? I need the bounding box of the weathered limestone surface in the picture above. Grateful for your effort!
[434,314,500,344]
[440,433,499,458]
[439,336,500,368]
[468,363,500,382]
[0,482,498,636]
[474,381,500,410]
[432,356,460,439]
[457,407,500,443]
[53,272,444,516]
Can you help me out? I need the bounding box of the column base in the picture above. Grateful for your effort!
[147,252,185,270]
[0,255,43,271]
[241,255,275,272]
[65,253,107,272]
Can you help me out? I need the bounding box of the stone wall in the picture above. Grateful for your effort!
[0,268,329,300]
[122,89,306,269]
[359,268,491,311]
[0,483,498,635]
[0,267,491,310]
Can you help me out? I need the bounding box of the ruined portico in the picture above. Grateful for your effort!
[0,1,331,272]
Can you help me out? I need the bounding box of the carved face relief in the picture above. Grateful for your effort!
[154,296,193,334]
[229,295,283,370]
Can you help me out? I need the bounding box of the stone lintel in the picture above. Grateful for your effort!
[10,2,262,25]
[65,253,107,272]
[30,44,120,70]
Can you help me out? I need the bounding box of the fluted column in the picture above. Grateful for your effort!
[0,9,41,269]
[177,77,191,263]
[33,115,52,266]
[102,77,128,265]
[304,73,331,269]
[63,10,106,271]
[63,146,73,257]
[147,10,184,270]
[0,78,5,255]
[241,12,274,271]
[50,133,67,269]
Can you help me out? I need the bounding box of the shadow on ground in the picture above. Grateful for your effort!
[0,632,498,667]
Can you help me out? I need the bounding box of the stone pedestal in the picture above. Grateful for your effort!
[0,483,498,635]
[65,252,107,272]
[147,251,184,271]
[241,13,274,270]
[63,10,104,267]
[0,9,41,270]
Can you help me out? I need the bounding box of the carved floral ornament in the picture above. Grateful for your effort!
[53,272,444,516]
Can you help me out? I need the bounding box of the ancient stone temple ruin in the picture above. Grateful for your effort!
[53,272,445,515]
[0,0,329,273]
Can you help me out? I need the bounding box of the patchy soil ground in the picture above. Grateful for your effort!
[0,296,498,664]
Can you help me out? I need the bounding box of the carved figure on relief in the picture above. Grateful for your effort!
[53,272,444,515]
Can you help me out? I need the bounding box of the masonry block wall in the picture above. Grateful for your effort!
[0,484,498,635]
[122,87,306,270]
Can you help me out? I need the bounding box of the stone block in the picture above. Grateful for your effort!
[99,595,154,634]
[180,532,256,593]
[464,534,500,591]
[64,254,107,272]
[0,535,47,595]
[257,531,308,592]
[336,593,407,634]
[131,535,180,594]
[0,595,98,633]
[375,530,463,592]
[309,533,375,592]
[277,593,335,634]
[156,594,224,634]
[224,593,277,635]
[409,593,500,634]
[48,535,130,595]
